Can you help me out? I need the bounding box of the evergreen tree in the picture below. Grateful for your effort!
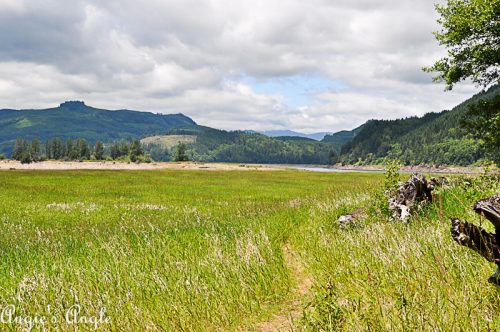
[461,95,500,164]
[12,138,32,164]
[30,139,41,162]
[12,138,27,160]
[129,139,143,162]
[110,142,120,160]
[66,139,77,160]
[173,143,189,162]
[119,141,130,157]
[94,141,104,160]
[51,138,64,160]
[75,139,90,160]
[45,140,52,159]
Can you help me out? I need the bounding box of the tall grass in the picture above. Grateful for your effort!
[294,171,500,331]
[1,169,498,330]
[0,170,378,330]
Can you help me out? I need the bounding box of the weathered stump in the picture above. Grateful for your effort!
[389,174,434,221]
[451,194,500,285]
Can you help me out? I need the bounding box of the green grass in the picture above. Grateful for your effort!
[292,173,500,331]
[0,170,379,330]
[0,169,498,331]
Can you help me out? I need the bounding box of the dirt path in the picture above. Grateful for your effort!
[255,244,314,332]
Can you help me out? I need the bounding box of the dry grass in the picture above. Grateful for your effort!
[140,134,197,148]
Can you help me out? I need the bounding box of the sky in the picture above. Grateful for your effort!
[0,0,480,133]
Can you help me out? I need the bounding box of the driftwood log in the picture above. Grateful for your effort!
[451,194,500,285]
[389,174,434,221]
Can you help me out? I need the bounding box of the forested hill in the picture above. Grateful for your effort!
[0,101,196,155]
[147,126,340,164]
[340,85,500,165]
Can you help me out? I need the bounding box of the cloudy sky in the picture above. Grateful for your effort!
[0,0,480,133]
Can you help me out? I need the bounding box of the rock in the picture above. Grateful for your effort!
[336,208,365,227]
[337,214,354,227]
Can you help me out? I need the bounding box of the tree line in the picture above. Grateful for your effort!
[11,138,147,164]
[11,137,191,164]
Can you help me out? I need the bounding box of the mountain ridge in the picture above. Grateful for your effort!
[0,101,196,155]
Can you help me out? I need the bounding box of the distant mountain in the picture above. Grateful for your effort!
[0,101,196,155]
[259,130,331,141]
[340,85,500,166]
[321,125,364,145]
[274,136,317,142]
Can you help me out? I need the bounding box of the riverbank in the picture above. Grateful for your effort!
[0,160,493,174]
[0,160,278,171]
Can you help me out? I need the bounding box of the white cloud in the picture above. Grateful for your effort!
[0,0,480,132]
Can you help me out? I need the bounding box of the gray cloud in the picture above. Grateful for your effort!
[0,0,479,132]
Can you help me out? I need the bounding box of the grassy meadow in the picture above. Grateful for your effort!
[0,169,498,330]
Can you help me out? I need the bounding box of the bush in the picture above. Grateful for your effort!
[0,154,5,160]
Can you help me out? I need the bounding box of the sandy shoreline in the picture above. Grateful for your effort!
[0,160,279,171]
[0,160,492,174]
